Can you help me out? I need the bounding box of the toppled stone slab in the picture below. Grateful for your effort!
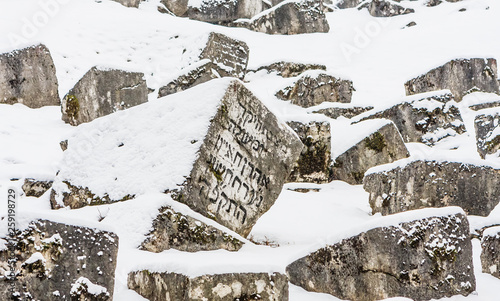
[112,0,141,7]
[158,60,220,97]
[286,120,331,183]
[287,208,475,301]
[140,205,243,252]
[475,111,500,158]
[331,120,409,185]
[187,0,264,24]
[199,32,250,79]
[469,100,500,111]
[364,159,500,216]
[405,58,500,101]
[22,178,53,197]
[357,91,466,146]
[481,226,500,279]
[276,72,354,108]
[367,0,414,17]
[252,61,326,78]
[313,105,373,119]
[61,66,148,126]
[337,0,365,9]
[50,79,303,237]
[161,0,189,16]
[0,44,59,108]
[128,270,288,301]
[0,219,118,300]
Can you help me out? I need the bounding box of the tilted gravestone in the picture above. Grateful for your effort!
[367,0,414,17]
[474,110,500,159]
[481,226,500,280]
[0,44,59,108]
[187,0,264,24]
[313,105,373,119]
[161,0,189,16]
[158,60,220,97]
[252,61,326,78]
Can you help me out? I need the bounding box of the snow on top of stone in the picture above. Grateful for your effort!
[71,277,108,296]
[52,78,235,203]
[24,252,46,264]
[462,92,500,107]
[403,58,495,82]
[483,226,500,239]
[188,0,237,9]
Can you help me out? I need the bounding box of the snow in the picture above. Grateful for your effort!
[70,276,108,296]
[24,252,45,265]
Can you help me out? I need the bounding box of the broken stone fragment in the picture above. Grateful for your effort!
[0,44,60,108]
[481,226,500,279]
[469,100,500,111]
[187,0,264,24]
[286,208,475,301]
[140,205,243,252]
[474,111,500,158]
[22,178,53,197]
[405,58,500,101]
[111,0,141,7]
[367,0,414,17]
[330,120,409,185]
[160,0,189,16]
[337,0,365,9]
[61,66,148,126]
[252,61,326,78]
[128,270,288,301]
[276,72,354,108]
[0,219,118,300]
[364,159,500,216]
[313,105,373,119]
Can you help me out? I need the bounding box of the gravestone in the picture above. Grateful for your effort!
[481,226,500,279]
[474,111,500,158]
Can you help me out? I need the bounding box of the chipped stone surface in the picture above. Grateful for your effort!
[128,270,288,301]
[22,178,53,198]
[481,227,500,279]
[0,44,59,108]
[158,60,220,97]
[358,91,466,146]
[287,210,475,301]
[367,0,414,17]
[0,219,118,300]
[252,61,326,78]
[287,121,331,183]
[61,66,148,126]
[364,160,500,216]
[187,0,264,24]
[313,105,373,119]
[474,112,500,158]
[276,73,354,108]
[331,121,409,185]
[405,58,500,101]
[140,206,243,252]
[337,0,365,9]
[112,0,141,7]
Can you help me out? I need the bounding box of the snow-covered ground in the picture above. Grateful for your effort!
[1,0,500,300]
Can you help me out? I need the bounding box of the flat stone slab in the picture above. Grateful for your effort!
[0,44,60,108]
[251,61,326,78]
[187,0,264,24]
[366,0,414,17]
[0,219,118,300]
[287,207,475,301]
[158,60,220,97]
[474,110,500,159]
[364,159,500,216]
[313,104,373,119]
[481,226,500,279]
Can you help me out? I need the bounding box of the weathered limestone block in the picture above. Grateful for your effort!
[0,219,118,300]
[50,79,303,237]
[367,0,414,17]
[158,60,220,97]
[276,73,354,108]
[474,111,500,158]
[0,44,59,108]
[364,160,500,216]
[286,120,331,183]
[161,0,189,16]
[22,178,53,197]
[187,0,263,24]
[61,66,148,126]
[331,120,409,185]
[287,208,475,301]
[247,0,330,35]
[140,205,243,252]
[481,226,500,279]
[313,105,373,119]
[469,100,500,111]
[112,0,141,7]
[405,58,500,101]
[128,270,288,301]
[337,0,365,8]
[199,32,250,79]
[252,61,326,78]
[357,91,466,146]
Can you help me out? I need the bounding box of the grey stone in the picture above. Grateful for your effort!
[474,112,500,158]
[158,60,220,97]
[61,66,148,126]
[187,0,263,24]
[286,210,475,301]
[286,120,331,184]
[276,73,354,108]
[112,0,141,7]
[140,205,243,252]
[199,32,250,80]
[313,105,373,119]
[331,121,409,185]
[0,219,118,300]
[0,44,59,108]
[357,91,466,146]
[161,0,189,16]
[128,270,288,301]
[481,227,500,279]
[469,100,500,111]
[252,61,326,78]
[364,160,500,216]
[405,58,500,101]
[367,0,414,17]
[22,178,53,198]
[337,0,366,9]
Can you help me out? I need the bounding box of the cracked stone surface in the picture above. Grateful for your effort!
[481,226,500,279]
[474,111,500,158]
[187,0,264,24]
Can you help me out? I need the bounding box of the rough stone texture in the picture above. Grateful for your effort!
[187,0,263,24]
[276,73,354,108]
[112,0,141,7]
[161,0,189,16]
[481,227,500,279]
[337,0,365,9]
[358,92,466,146]
[140,205,243,252]
[331,121,409,185]
[287,211,475,301]
[367,0,414,17]
[158,60,220,97]
[252,61,326,78]
[469,100,500,111]
[0,44,60,108]
[286,121,331,183]
[475,112,500,159]
[313,105,373,119]
[22,178,53,198]
[405,58,500,102]
[128,271,288,301]
[364,160,500,216]
[246,0,330,35]
[199,32,250,80]
[0,219,118,300]
[61,66,148,126]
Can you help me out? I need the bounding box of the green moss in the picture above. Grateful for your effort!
[209,164,224,182]
[297,143,328,176]
[351,172,364,183]
[364,132,386,152]
[64,94,80,120]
